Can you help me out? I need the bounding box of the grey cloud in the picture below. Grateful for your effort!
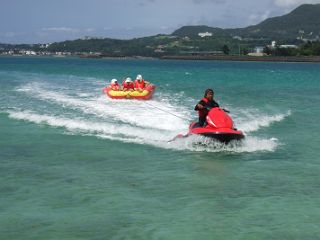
[192,0,226,4]
[274,0,320,7]
[41,27,79,33]
[138,0,156,6]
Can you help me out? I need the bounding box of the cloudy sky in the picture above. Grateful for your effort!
[1,0,320,44]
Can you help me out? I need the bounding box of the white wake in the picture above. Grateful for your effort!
[7,81,291,153]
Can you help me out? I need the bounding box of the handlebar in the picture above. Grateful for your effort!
[203,105,230,113]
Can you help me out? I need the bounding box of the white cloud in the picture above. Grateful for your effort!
[41,27,79,33]
[160,26,170,30]
[85,28,95,32]
[192,0,226,3]
[274,0,320,7]
[248,10,271,24]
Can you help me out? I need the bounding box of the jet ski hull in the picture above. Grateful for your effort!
[171,107,244,144]
[189,122,244,143]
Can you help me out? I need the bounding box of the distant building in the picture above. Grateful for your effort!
[154,45,165,53]
[233,36,242,41]
[247,46,266,56]
[26,51,37,55]
[247,52,267,57]
[154,48,165,53]
[270,41,297,49]
[279,44,298,49]
[198,32,212,38]
[254,46,264,53]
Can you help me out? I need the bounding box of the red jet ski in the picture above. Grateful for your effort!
[187,107,244,143]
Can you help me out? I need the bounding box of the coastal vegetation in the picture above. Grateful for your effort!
[264,41,320,56]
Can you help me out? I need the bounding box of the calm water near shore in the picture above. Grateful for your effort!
[1,56,320,239]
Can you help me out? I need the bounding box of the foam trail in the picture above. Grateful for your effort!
[16,82,190,131]
[7,110,172,142]
[163,135,278,153]
[7,110,279,153]
[236,110,291,133]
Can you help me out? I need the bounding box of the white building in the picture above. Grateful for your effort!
[233,36,242,41]
[198,32,212,38]
[254,46,264,53]
[26,51,37,55]
[279,45,298,49]
[247,46,266,56]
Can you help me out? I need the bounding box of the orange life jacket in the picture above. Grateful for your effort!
[134,79,145,89]
[122,82,135,90]
[110,83,120,90]
[198,98,209,119]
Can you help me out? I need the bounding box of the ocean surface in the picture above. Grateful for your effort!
[1,56,320,239]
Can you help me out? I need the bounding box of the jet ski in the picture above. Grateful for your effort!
[172,107,244,144]
[189,107,244,143]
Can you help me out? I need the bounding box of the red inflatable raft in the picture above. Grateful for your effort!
[103,84,155,100]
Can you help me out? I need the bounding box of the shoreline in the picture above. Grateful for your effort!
[160,55,320,63]
[2,54,320,63]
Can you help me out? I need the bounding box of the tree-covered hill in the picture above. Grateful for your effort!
[237,4,320,40]
[172,4,320,42]
[46,35,179,57]
[172,25,227,38]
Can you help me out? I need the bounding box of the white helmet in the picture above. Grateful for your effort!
[136,74,142,80]
[111,79,117,84]
[125,77,132,83]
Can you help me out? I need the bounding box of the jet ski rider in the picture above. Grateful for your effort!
[195,89,219,127]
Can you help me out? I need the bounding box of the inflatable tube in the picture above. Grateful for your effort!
[103,85,155,100]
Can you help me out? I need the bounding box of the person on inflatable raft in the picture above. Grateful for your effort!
[134,74,150,90]
[109,79,121,90]
[122,77,135,91]
[108,74,151,91]
[104,74,155,100]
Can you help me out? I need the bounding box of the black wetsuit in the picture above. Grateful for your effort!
[194,99,219,127]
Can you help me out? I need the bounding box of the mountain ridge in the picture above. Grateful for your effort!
[172,4,320,40]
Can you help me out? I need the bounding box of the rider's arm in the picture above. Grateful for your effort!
[195,100,206,110]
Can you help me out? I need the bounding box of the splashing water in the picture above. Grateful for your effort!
[2,77,289,153]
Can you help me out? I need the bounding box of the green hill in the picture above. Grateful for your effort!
[172,25,227,37]
[172,4,320,41]
[238,4,320,39]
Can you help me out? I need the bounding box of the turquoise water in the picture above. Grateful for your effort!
[1,56,320,239]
